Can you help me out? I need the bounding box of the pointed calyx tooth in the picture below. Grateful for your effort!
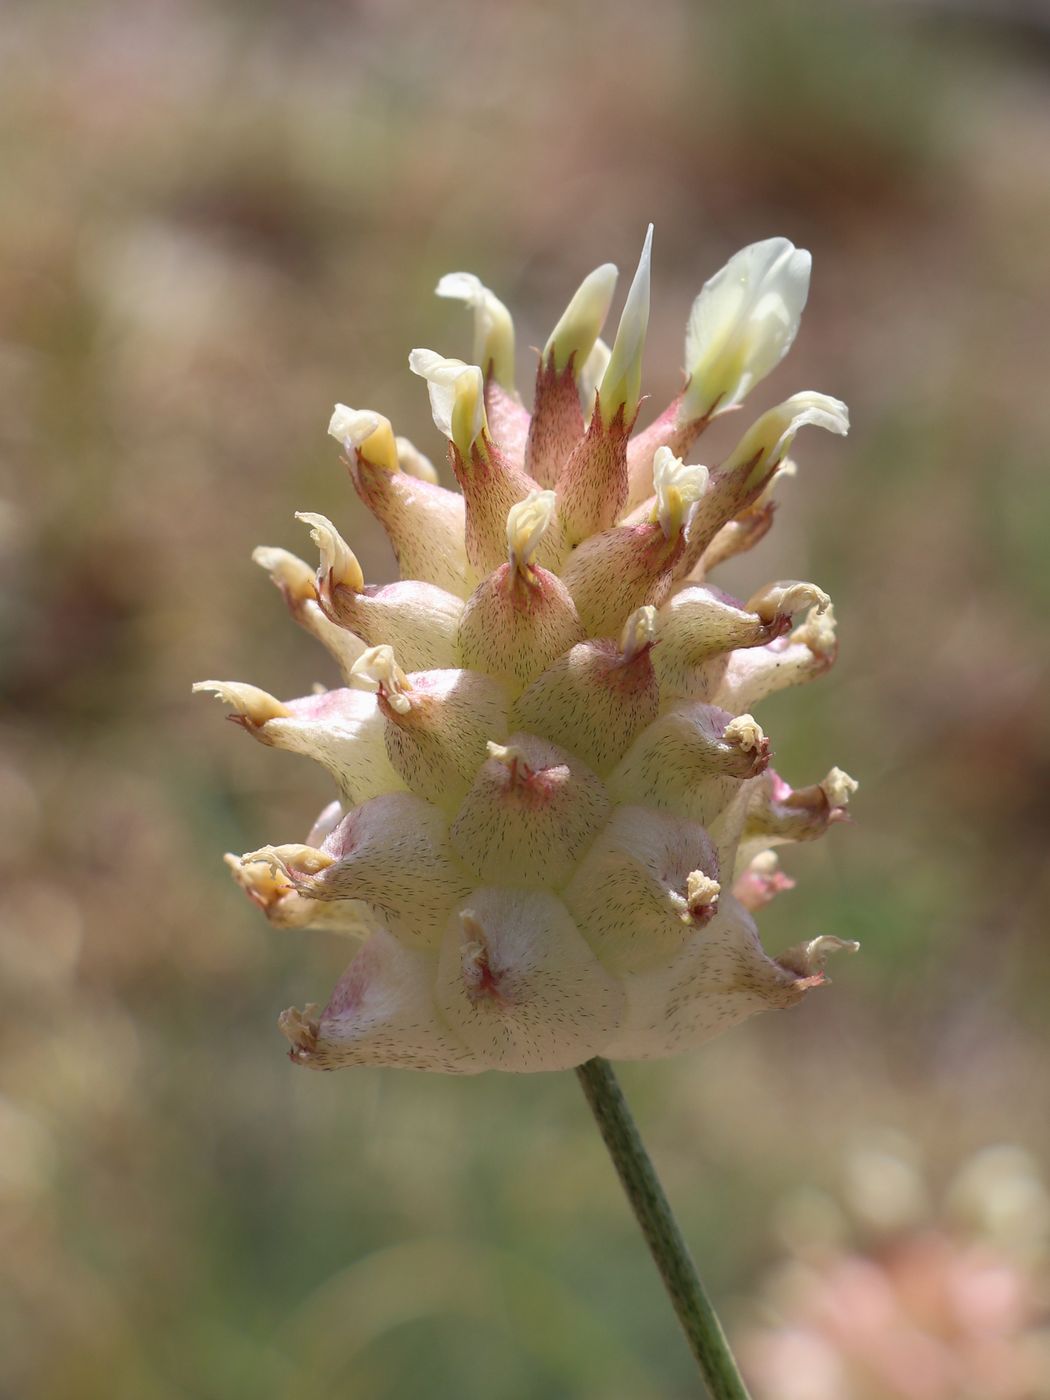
[746,580,830,625]
[252,546,316,603]
[525,349,589,488]
[681,237,811,423]
[295,511,364,596]
[544,262,618,375]
[435,888,626,1072]
[454,431,566,582]
[651,446,709,540]
[329,404,399,473]
[578,338,610,422]
[506,489,557,577]
[409,348,488,460]
[450,731,610,886]
[350,644,413,715]
[732,850,796,912]
[554,230,652,542]
[192,680,290,725]
[436,272,516,391]
[602,891,839,1063]
[555,385,633,543]
[564,806,720,974]
[394,435,439,484]
[597,224,652,430]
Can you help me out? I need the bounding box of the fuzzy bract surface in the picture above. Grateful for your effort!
[197,232,858,1073]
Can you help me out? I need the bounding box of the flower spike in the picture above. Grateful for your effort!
[200,226,858,1074]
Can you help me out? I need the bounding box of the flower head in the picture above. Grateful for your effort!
[197,228,857,1073]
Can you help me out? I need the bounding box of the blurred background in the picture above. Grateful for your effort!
[2,0,1050,1396]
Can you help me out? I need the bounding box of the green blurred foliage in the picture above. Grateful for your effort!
[2,1,1049,1396]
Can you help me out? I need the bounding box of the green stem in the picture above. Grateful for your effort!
[575,1057,752,1400]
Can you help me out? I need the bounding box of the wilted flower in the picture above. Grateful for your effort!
[196,231,857,1073]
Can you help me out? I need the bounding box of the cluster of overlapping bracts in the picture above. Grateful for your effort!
[196,229,858,1073]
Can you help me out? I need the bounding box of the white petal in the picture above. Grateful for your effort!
[409,348,486,455]
[506,489,557,572]
[723,391,849,484]
[577,337,611,422]
[436,272,516,390]
[683,238,811,419]
[544,263,618,373]
[652,445,709,539]
[599,224,652,424]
